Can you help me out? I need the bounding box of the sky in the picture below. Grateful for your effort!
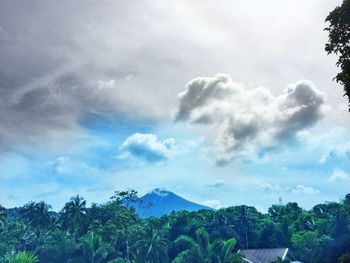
[0,0,350,212]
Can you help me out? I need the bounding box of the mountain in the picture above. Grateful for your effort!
[129,188,213,218]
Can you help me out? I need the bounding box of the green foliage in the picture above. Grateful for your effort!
[133,224,170,263]
[80,231,112,263]
[291,231,334,263]
[325,0,350,109]
[59,195,88,237]
[9,251,39,263]
[0,190,349,262]
[213,238,242,263]
[22,202,52,229]
[234,205,259,249]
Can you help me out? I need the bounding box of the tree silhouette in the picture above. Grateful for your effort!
[59,195,88,237]
[234,206,258,249]
[22,201,52,229]
[325,0,350,110]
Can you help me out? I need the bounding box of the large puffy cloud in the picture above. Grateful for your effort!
[118,133,176,163]
[173,74,326,164]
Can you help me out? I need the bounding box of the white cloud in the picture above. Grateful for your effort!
[118,133,177,163]
[97,79,116,90]
[328,169,349,182]
[292,184,320,195]
[150,188,170,197]
[174,74,326,164]
[259,183,290,193]
[53,156,69,175]
[50,155,100,178]
[205,180,225,187]
[259,182,319,195]
[320,140,350,163]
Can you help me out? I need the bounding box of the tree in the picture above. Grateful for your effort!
[80,232,111,263]
[110,189,139,208]
[234,206,258,249]
[213,238,242,263]
[172,235,201,263]
[22,201,52,229]
[258,218,279,248]
[325,0,350,110]
[291,231,333,263]
[133,224,170,263]
[195,227,210,261]
[3,190,350,263]
[172,228,212,263]
[208,208,236,241]
[35,229,77,262]
[59,195,88,237]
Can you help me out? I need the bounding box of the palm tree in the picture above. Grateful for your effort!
[22,201,52,229]
[172,228,212,263]
[9,251,38,263]
[331,203,349,237]
[59,195,88,237]
[195,227,211,262]
[235,206,257,249]
[81,232,111,263]
[172,235,201,263]
[216,238,239,263]
[133,224,170,263]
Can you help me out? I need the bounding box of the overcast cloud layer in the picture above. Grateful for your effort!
[174,74,325,164]
[0,0,350,210]
[0,0,346,152]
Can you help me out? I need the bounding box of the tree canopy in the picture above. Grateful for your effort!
[325,0,350,110]
[0,190,350,262]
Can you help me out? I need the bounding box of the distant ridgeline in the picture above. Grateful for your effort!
[1,190,350,263]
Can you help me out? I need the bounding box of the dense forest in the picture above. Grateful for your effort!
[1,190,350,263]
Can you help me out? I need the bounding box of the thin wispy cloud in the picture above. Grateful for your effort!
[320,140,350,163]
[328,169,349,182]
[205,180,225,188]
[259,183,320,195]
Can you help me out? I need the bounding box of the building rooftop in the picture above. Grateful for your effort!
[239,248,289,263]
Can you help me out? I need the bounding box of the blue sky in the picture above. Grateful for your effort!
[0,0,349,211]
